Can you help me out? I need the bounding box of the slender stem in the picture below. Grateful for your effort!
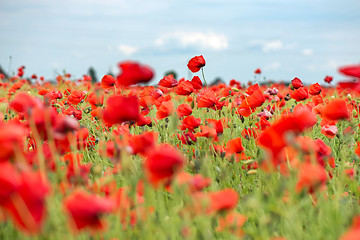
[201,68,207,88]
[8,56,12,79]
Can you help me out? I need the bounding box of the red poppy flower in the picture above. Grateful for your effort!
[291,77,304,89]
[175,80,194,96]
[187,55,206,73]
[67,90,86,105]
[240,89,265,109]
[324,75,333,84]
[179,115,201,132]
[129,131,158,155]
[176,103,192,118]
[245,83,260,95]
[156,100,174,120]
[339,64,360,78]
[63,106,82,120]
[225,138,244,156]
[102,95,140,125]
[258,115,309,166]
[86,92,104,109]
[64,190,115,231]
[3,171,50,234]
[207,119,224,135]
[208,189,238,213]
[291,87,309,101]
[191,76,203,90]
[101,75,116,89]
[178,131,197,145]
[216,212,247,237]
[340,216,360,240]
[309,83,321,95]
[0,122,27,162]
[194,125,217,138]
[254,68,261,74]
[10,93,41,115]
[175,172,211,192]
[295,162,327,193]
[116,61,154,86]
[158,74,178,88]
[144,144,185,187]
[321,125,337,138]
[0,162,21,205]
[197,90,216,108]
[322,99,349,120]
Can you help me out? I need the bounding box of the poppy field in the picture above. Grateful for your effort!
[1,56,360,239]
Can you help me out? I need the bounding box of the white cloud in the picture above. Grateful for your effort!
[264,61,281,70]
[117,44,139,56]
[155,31,228,51]
[302,48,313,56]
[250,40,296,53]
[263,40,283,52]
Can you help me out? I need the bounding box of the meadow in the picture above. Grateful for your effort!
[0,56,360,239]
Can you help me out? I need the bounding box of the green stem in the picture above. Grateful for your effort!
[201,68,207,88]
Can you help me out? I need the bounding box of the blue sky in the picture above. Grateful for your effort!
[0,0,359,84]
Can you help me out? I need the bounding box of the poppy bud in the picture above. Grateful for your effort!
[231,87,240,92]
[284,94,291,101]
[247,170,257,175]
[219,97,227,102]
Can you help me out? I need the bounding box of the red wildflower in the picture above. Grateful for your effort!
[101,75,116,89]
[254,68,261,74]
[339,64,360,78]
[225,138,244,156]
[86,92,104,109]
[187,55,206,73]
[67,90,85,105]
[208,189,238,213]
[3,171,50,234]
[175,172,211,193]
[246,83,260,95]
[10,92,41,115]
[102,95,140,125]
[340,216,360,240]
[176,103,192,118]
[240,89,265,109]
[291,87,309,101]
[207,119,224,135]
[156,100,174,120]
[191,76,203,90]
[129,131,158,155]
[158,74,178,88]
[144,144,185,187]
[64,190,115,231]
[295,162,327,193]
[0,162,21,205]
[291,77,304,89]
[321,125,338,138]
[309,83,322,95]
[179,115,201,132]
[116,61,154,86]
[178,131,197,145]
[216,212,247,237]
[322,99,349,120]
[324,75,333,84]
[197,90,216,108]
[63,106,82,120]
[0,122,27,162]
[175,80,194,96]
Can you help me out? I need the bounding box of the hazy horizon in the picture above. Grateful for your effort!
[1,0,359,84]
